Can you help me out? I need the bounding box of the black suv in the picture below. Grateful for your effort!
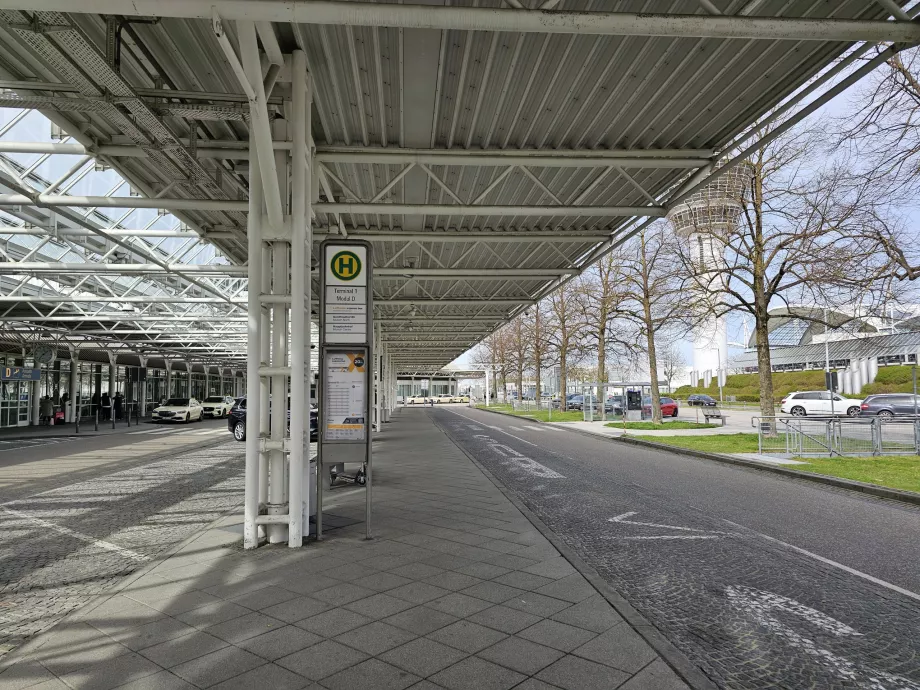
[860,394,920,418]
[687,394,717,407]
[228,397,318,441]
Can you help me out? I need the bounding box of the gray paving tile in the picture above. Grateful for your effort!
[534,574,597,604]
[420,554,476,571]
[427,593,493,618]
[387,582,452,604]
[344,593,416,619]
[58,651,161,690]
[203,611,285,643]
[0,660,56,690]
[112,617,198,651]
[422,571,483,592]
[503,593,572,618]
[228,586,300,611]
[174,601,252,629]
[428,620,507,654]
[572,626,658,673]
[388,563,445,580]
[452,562,511,580]
[519,619,596,653]
[17,680,70,690]
[319,658,420,690]
[237,625,322,660]
[208,663,312,690]
[477,635,564,676]
[263,596,332,623]
[139,592,221,618]
[334,620,416,655]
[459,581,524,605]
[170,646,266,688]
[296,608,373,637]
[429,656,525,690]
[276,639,368,681]
[384,605,460,636]
[479,553,539,570]
[111,670,197,689]
[273,573,340,596]
[492,571,555,591]
[536,655,630,690]
[321,563,380,582]
[351,572,414,592]
[380,637,468,678]
[549,596,625,634]
[465,604,543,635]
[312,582,378,606]
[618,659,689,690]
[138,630,228,667]
[521,558,577,581]
[512,679,564,690]
[405,681,448,690]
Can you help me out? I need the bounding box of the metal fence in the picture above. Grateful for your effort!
[753,416,920,457]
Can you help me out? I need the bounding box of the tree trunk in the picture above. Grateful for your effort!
[754,306,775,420]
[559,350,567,404]
[640,231,662,424]
[597,324,606,384]
[517,367,524,403]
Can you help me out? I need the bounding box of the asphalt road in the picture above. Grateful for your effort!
[433,406,920,690]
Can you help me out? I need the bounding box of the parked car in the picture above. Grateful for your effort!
[406,395,429,405]
[457,394,470,403]
[643,396,679,418]
[567,395,612,412]
[201,395,235,418]
[687,394,717,407]
[607,395,624,415]
[153,398,203,423]
[780,391,862,417]
[437,394,455,404]
[859,394,920,418]
[228,396,318,441]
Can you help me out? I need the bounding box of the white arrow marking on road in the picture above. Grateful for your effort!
[609,511,724,533]
[727,585,920,690]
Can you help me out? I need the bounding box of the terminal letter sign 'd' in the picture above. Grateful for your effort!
[325,245,367,344]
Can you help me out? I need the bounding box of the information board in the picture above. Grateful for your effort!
[1,367,40,381]
[323,351,368,442]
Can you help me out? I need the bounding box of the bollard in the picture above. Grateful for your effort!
[112,411,116,429]
[95,408,99,431]
[75,408,80,434]
[126,404,131,427]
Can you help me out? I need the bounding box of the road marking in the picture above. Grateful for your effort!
[727,585,920,689]
[0,506,149,562]
[509,425,526,432]
[522,425,545,432]
[610,511,725,534]
[722,519,920,603]
[621,535,721,541]
[467,425,483,431]
[443,408,538,446]
[484,425,502,431]
[482,439,565,479]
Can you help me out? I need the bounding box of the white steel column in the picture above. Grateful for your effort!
[107,357,116,400]
[375,322,382,431]
[31,377,40,426]
[259,240,271,507]
[243,104,264,550]
[267,214,290,543]
[67,350,79,422]
[288,49,310,547]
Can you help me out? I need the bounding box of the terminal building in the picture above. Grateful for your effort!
[731,306,920,394]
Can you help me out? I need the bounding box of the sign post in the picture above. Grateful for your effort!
[318,240,373,540]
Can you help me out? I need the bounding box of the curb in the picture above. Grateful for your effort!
[0,452,244,671]
[0,421,161,442]
[611,435,920,507]
[430,412,718,690]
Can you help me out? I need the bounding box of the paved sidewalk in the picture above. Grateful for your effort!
[1,409,690,690]
[0,418,158,441]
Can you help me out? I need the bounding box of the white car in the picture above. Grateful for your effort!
[406,395,430,405]
[153,397,204,423]
[201,395,235,417]
[781,391,862,417]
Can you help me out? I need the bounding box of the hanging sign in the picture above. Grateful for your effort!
[1,367,41,381]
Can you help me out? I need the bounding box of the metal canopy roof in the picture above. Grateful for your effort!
[0,1,914,372]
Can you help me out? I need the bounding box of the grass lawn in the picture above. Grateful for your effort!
[792,456,920,494]
[476,403,584,423]
[631,433,760,453]
[606,421,718,430]
[630,433,920,494]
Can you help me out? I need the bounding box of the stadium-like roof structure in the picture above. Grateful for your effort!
[0,1,917,374]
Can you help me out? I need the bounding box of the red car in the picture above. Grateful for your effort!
[643,396,679,418]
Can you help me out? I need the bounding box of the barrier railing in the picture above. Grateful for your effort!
[753,416,920,457]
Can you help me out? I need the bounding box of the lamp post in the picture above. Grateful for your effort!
[711,347,724,403]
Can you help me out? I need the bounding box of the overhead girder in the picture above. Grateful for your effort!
[0,2,915,42]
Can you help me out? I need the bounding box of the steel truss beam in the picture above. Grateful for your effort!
[0,2,915,42]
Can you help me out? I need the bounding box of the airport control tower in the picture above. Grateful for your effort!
[667,163,753,387]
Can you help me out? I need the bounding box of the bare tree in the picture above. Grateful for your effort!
[579,252,633,384]
[619,224,695,423]
[546,280,586,402]
[659,344,687,393]
[472,328,512,401]
[679,126,898,420]
[505,315,528,402]
[522,302,553,401]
